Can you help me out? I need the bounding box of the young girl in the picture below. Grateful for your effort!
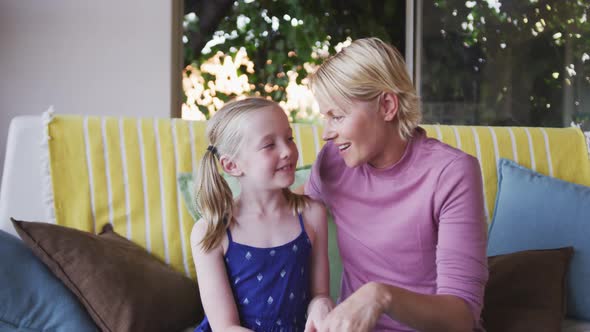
[190,98,331,332]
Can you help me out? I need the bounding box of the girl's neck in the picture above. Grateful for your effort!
[235,188,288,218]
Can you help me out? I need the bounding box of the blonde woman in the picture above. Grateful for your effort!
[190,98,330,331]
[303,38,488,332]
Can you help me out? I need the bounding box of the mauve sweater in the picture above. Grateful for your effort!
[305,127,488,331]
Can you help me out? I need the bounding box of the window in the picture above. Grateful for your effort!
[413,0,590,130]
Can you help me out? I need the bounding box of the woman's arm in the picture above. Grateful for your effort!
[303,201,334,332]
[191,220,253,332]
[319,282,473,332]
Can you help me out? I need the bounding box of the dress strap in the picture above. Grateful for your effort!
[297,213,305,232]
[226,228,233,243]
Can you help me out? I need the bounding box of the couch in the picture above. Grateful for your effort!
[1,114,590,331]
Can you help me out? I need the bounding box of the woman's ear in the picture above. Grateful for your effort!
[220,155,243,177]
[380,92,399,122]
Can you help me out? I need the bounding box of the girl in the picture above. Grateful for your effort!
[190,98,331,332]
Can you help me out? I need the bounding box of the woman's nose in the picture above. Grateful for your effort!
[322,122,336,141]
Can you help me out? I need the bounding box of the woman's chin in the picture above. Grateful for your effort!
[342,155,363,168]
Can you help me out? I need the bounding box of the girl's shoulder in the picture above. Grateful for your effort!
[190,218,228,255]
[190,218,209,246]
[303,199,325,217]
[301,199,327,239]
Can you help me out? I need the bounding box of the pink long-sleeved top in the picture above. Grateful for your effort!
[305,127,488,331]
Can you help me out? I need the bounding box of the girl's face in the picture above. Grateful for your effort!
[236,106,299,190]
[319,95,391,168]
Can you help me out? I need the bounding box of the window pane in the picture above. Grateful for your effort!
[419,0,590,130]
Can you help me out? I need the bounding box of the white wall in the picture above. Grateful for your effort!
[0,0,175,184]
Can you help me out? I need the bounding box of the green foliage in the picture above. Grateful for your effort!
[184,0,590,127]
[183,0,405,118]
[424,0,590,126]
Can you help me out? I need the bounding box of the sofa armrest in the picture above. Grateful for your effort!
[0,116,48,237]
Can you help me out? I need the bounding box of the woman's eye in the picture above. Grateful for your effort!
[262,143,274,149]
[332,116,344,122]
[288,136,295,141]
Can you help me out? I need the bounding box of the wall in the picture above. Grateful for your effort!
[0,0,178,184]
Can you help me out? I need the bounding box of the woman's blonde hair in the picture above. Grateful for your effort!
[195,97,308,252]
[309,37,421,140]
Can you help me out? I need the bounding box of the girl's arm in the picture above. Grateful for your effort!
[191,220,253,332]
[304,201,334,332]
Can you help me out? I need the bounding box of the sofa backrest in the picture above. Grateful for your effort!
[40,115,590,277]
[293,123,590,221]
[421,125,590,222]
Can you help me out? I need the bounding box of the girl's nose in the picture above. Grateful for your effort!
[280,143,292,159]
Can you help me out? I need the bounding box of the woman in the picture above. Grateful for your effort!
[303,37,488,332]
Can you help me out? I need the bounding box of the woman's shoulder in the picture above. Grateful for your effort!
[316,141,341,163]
[418,134,479,169]
[315,142,349,178]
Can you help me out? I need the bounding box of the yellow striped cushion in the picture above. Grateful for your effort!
[294,123,590,222]
[47,116,327,276]
[297,123,590,222]
[48,116,204,278]
[422,125,590,222]
[47,115,590,276]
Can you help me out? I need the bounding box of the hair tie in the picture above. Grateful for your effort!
[207,145,218,155]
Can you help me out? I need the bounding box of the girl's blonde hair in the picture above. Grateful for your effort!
[195,97,308,252]
[309,37,421,140]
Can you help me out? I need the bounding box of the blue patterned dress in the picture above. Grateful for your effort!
[195,214,311,332]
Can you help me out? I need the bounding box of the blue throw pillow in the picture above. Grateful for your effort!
[488,158,590,320]
[178,166,312,222]
[0,230,97,331]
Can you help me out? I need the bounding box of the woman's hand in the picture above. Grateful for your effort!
[304,296,334,332]
[318,282,385,332]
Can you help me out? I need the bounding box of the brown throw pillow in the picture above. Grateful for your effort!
[12,218,204,332]
[482,247,574,332]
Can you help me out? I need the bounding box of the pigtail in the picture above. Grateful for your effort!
[194,148,234,252]
[282,188,309,216]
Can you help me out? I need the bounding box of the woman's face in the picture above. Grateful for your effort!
[318,95,391,168]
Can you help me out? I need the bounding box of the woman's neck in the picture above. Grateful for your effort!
[368,125,410,169]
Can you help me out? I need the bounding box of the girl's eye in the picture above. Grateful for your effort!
[288,136,295,141]
[262,143,274,149]
[332,116,344,122]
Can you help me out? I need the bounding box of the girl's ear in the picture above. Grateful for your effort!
[219,155,243,177]
[380,92,399,122]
